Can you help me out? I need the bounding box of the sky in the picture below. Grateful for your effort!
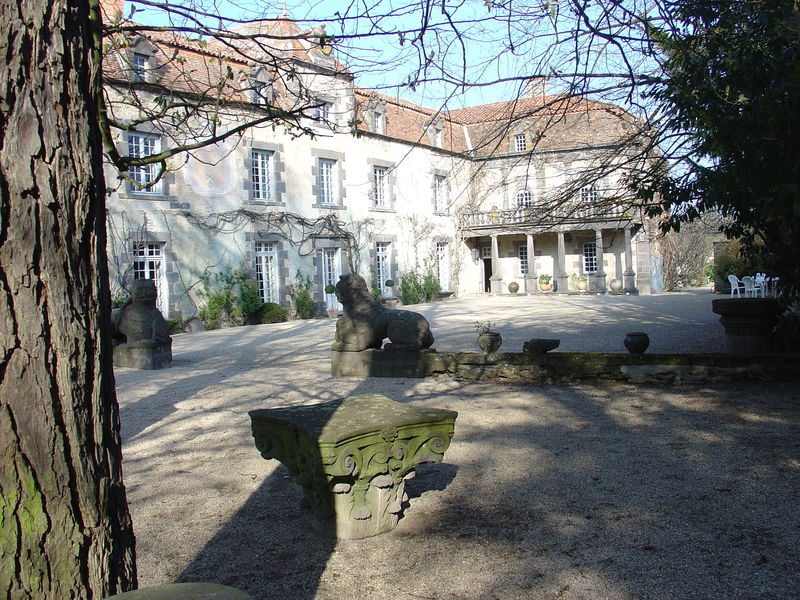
[128,0,657,113]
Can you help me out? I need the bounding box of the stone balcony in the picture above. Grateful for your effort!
[462,203,633,233]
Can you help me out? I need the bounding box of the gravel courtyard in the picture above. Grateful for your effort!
[115,290,799,599]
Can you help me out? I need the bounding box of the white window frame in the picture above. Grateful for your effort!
[518,244,529,276]
[127,132,160,193]
[514,133,527,152]
[375,241,392,297]
[131,242,168,315]
[316,101,332,123]
[318,158,337,206]
[372,166,388,208]
[254,242,278,303]
[435,241,450,291]
[132,52,148,82]
[580,184,598,204]
[371,110,385,134]
[251,149,273,202]
[516,189,533,208]
[583,241,598,274]
[434,174,448,215]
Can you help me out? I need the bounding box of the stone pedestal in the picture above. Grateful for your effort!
[331,348,433,378]
[524,275,538,294]
[489,275,503,295]
[249,394,457,540]
[113,340,172,369]
[712,298,782,354]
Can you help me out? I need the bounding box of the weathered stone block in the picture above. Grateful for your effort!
[330,348,434,378]
[249,394,457,539]
[113,340,172,370]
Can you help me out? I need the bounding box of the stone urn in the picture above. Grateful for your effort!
[508,281,520,294]
[624,332,650,354]
[576,279,589,292]
[477,332,502,354]
[609,278,623,293]
[539,282,552,292]
[711,297,782,354]
[327,307,338,319]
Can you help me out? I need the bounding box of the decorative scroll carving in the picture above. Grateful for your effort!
[249,394,457,539]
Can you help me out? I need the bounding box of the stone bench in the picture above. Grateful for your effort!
[249,394,457,539]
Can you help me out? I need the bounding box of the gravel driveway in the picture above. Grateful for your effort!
[115,290,799,599]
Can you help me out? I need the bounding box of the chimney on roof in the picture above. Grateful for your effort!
[100,0,124,20]
[525,77,548,99]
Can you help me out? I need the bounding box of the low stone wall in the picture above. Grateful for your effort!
[423,351,800,384]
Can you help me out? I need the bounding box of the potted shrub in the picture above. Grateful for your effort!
[475,321,502,354]
[571,273,589,291]
[538,273,553,292]
[384,279,398,308]
[508,281,520,294]
[324,283,338,319]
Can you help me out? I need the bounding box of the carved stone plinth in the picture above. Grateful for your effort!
[712,298,782,354]
[249,394,458,539]
[113,340,172,370]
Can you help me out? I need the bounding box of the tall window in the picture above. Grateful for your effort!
[316,101,331,123]
[251,149,273,202]
[371,110,385,134]
[516,189,533,208]
[514,133,527,152]
[318,158,336,205]
[580,184,598,204]
[254,242,278,303]
[131,242,168,315]
[518,245,529,276]
[375,242,391,296]
[372,166,388,208]
[434,174,448,214]
[127,133,160,192]
[252,81,268,105]
[435,241,450,290]
[583,241,598,274]
[131,52,148,81]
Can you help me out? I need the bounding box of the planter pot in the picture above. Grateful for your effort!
[576,280,588,292]
[711,298,782,354]
[624,332,650,354]
[327,308,338,319]
[609,278,623,293]
[477,332,502,354]
[539,282,552,292]
[508,281,520,294]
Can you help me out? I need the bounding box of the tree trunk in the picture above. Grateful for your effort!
[0,0,137,598]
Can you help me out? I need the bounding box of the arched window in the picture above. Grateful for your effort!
[516,189,533,208]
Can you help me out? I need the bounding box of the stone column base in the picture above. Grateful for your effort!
[490,276,503,295]
[555,274,569,294]
[590,273,607,294]
[623,272,638,295]
[524,276,538,294]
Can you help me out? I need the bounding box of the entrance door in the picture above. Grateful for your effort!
[481,245,492,293]
[322,248,342,311]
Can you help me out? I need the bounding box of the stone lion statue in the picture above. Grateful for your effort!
[332,274,434,352]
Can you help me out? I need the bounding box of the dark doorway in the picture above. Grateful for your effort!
[483,258,492,293]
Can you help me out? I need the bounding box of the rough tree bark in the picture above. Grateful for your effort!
[0,0,137,598]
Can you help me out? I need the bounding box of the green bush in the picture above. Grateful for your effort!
[421,270,441,302]
[167,317,184,334]
[774,308,800,352]
[260,302,288,324]
[399,273,423,305]
[238,278,265,325]
[292,271,316,319]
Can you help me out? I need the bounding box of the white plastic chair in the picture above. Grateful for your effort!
[754,273,767,297]
[742,276,759,298]
[728,274,745,297]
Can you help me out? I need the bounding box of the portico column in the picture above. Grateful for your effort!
[623,226,638,294]
[555,231,568,294]
[490,234,502,295]
[592,228,607,293]
[525,233,537,293]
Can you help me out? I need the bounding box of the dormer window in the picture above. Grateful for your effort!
[371,109,385,134]
[514,133,527,153]
[252,81,268,105]
[131,52,148,82]
[427,120,444,148]
[246,69,272,106]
